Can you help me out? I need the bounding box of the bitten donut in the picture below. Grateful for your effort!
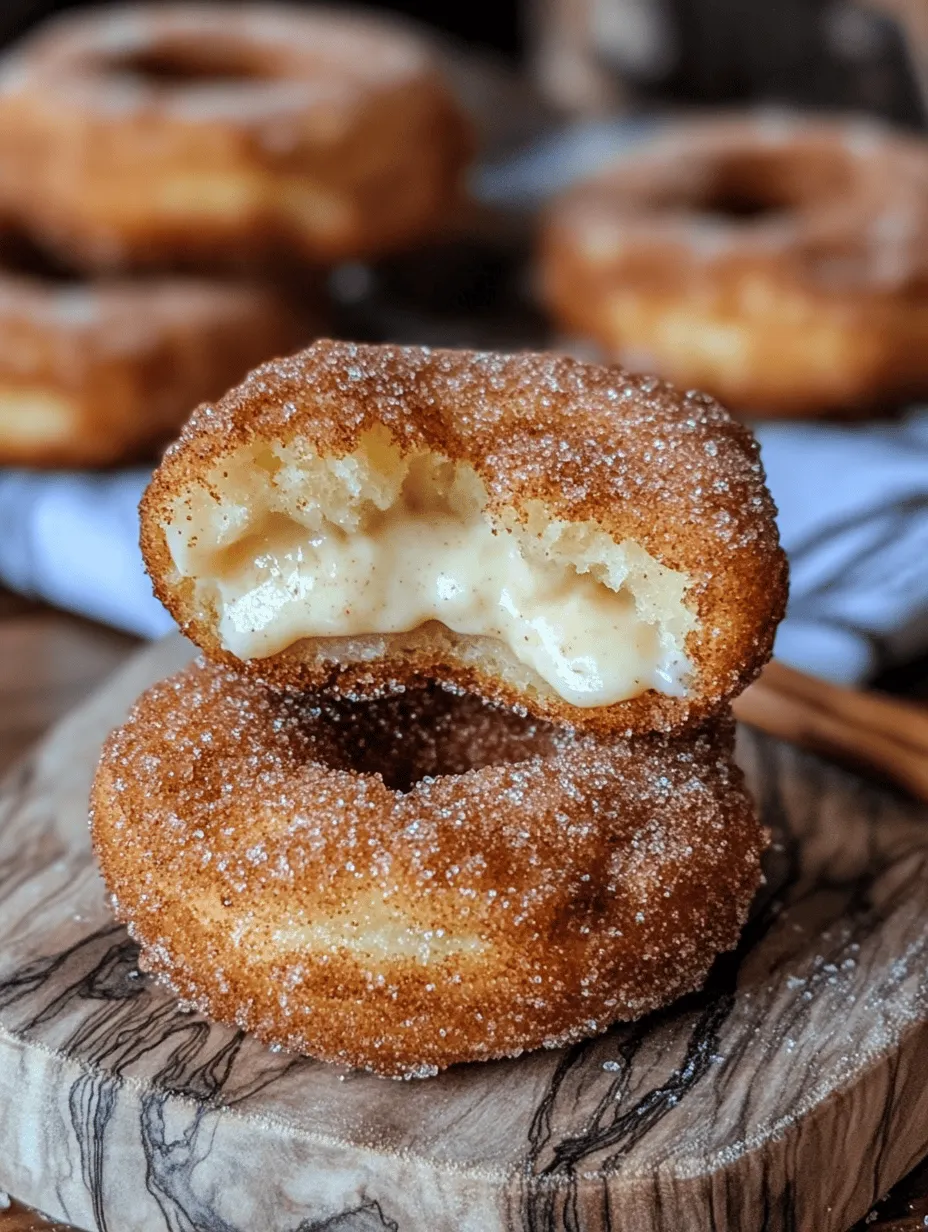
[90,657,766,1077]
[0,223,309,468]
[0,4,473,270]
[141,340,787,735]
[541,115,928,418]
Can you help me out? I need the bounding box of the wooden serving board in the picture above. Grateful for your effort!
[1,637,927,1232]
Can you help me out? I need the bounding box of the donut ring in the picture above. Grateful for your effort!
[141,340,787,736]
[541,115,928,418]
[0,223,310,468]
[0,4,473,270]
[90,658,765,1077]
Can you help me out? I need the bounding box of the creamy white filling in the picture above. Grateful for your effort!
[210,512,687,705]
[164,437,697,708]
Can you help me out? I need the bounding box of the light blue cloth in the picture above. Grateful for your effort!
[0,468,171,639]
[757,411,928,682]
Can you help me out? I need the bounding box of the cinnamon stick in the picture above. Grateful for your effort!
[733,661,928,802]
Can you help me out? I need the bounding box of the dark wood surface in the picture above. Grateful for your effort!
[0,596,927,1231]
[0,591,137,779]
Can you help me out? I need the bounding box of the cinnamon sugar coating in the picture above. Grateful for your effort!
[141,340,787,735]
[542,114,928,418]
[90,657,766,1077]
[0,224,312,468]
[0,4,473,270]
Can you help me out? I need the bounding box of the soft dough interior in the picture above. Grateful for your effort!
[164,427,697,708]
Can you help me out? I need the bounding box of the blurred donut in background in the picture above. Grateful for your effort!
[0,3,474,271]
[540,113,928,418]
[0,222,313,468]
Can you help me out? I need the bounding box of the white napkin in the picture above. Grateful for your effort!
[1,410,927,684]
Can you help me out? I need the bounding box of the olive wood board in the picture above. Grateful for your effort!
[0,634,927,1232]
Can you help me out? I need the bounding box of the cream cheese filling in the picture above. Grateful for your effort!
[165,435,697,708]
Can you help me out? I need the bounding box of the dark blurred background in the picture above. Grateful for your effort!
[0,0,524,53]
[2,0,926,128]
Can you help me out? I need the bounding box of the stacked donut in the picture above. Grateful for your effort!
[91,339,788,1077]
[0,4,472,466]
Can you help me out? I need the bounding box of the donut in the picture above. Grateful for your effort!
[0,4,473,271]
[90,657,766,1077]
[0,222,310,468]
[140,340,787,735]
[541,114,928,418]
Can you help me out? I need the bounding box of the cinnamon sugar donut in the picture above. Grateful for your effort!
[90,657,765,1077]
[0,4,473,270]
[541,115,928,418]
[0,224,309,468]
[140,340,787,735]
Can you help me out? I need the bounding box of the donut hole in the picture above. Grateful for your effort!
[0,226,81,283]
[698,183,786,221]
[694,165,797,224]
[316,688,556,792]
[692,147,858,224]
[110,44,268,88]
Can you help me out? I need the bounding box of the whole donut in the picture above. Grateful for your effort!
[541,115,928,418]
[0,4,473,269]
[90,658,765,1077]
[0,224,310,468]
[140,340,787,736]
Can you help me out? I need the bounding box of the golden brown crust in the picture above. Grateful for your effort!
[541,114,928,418]
[90,657,766,1077]
[0,4,473,270]
[140,340,787,734]
[0,226,313,467]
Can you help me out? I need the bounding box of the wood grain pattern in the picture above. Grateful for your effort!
[0,594,134,1231]
[0,634,927,1231]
